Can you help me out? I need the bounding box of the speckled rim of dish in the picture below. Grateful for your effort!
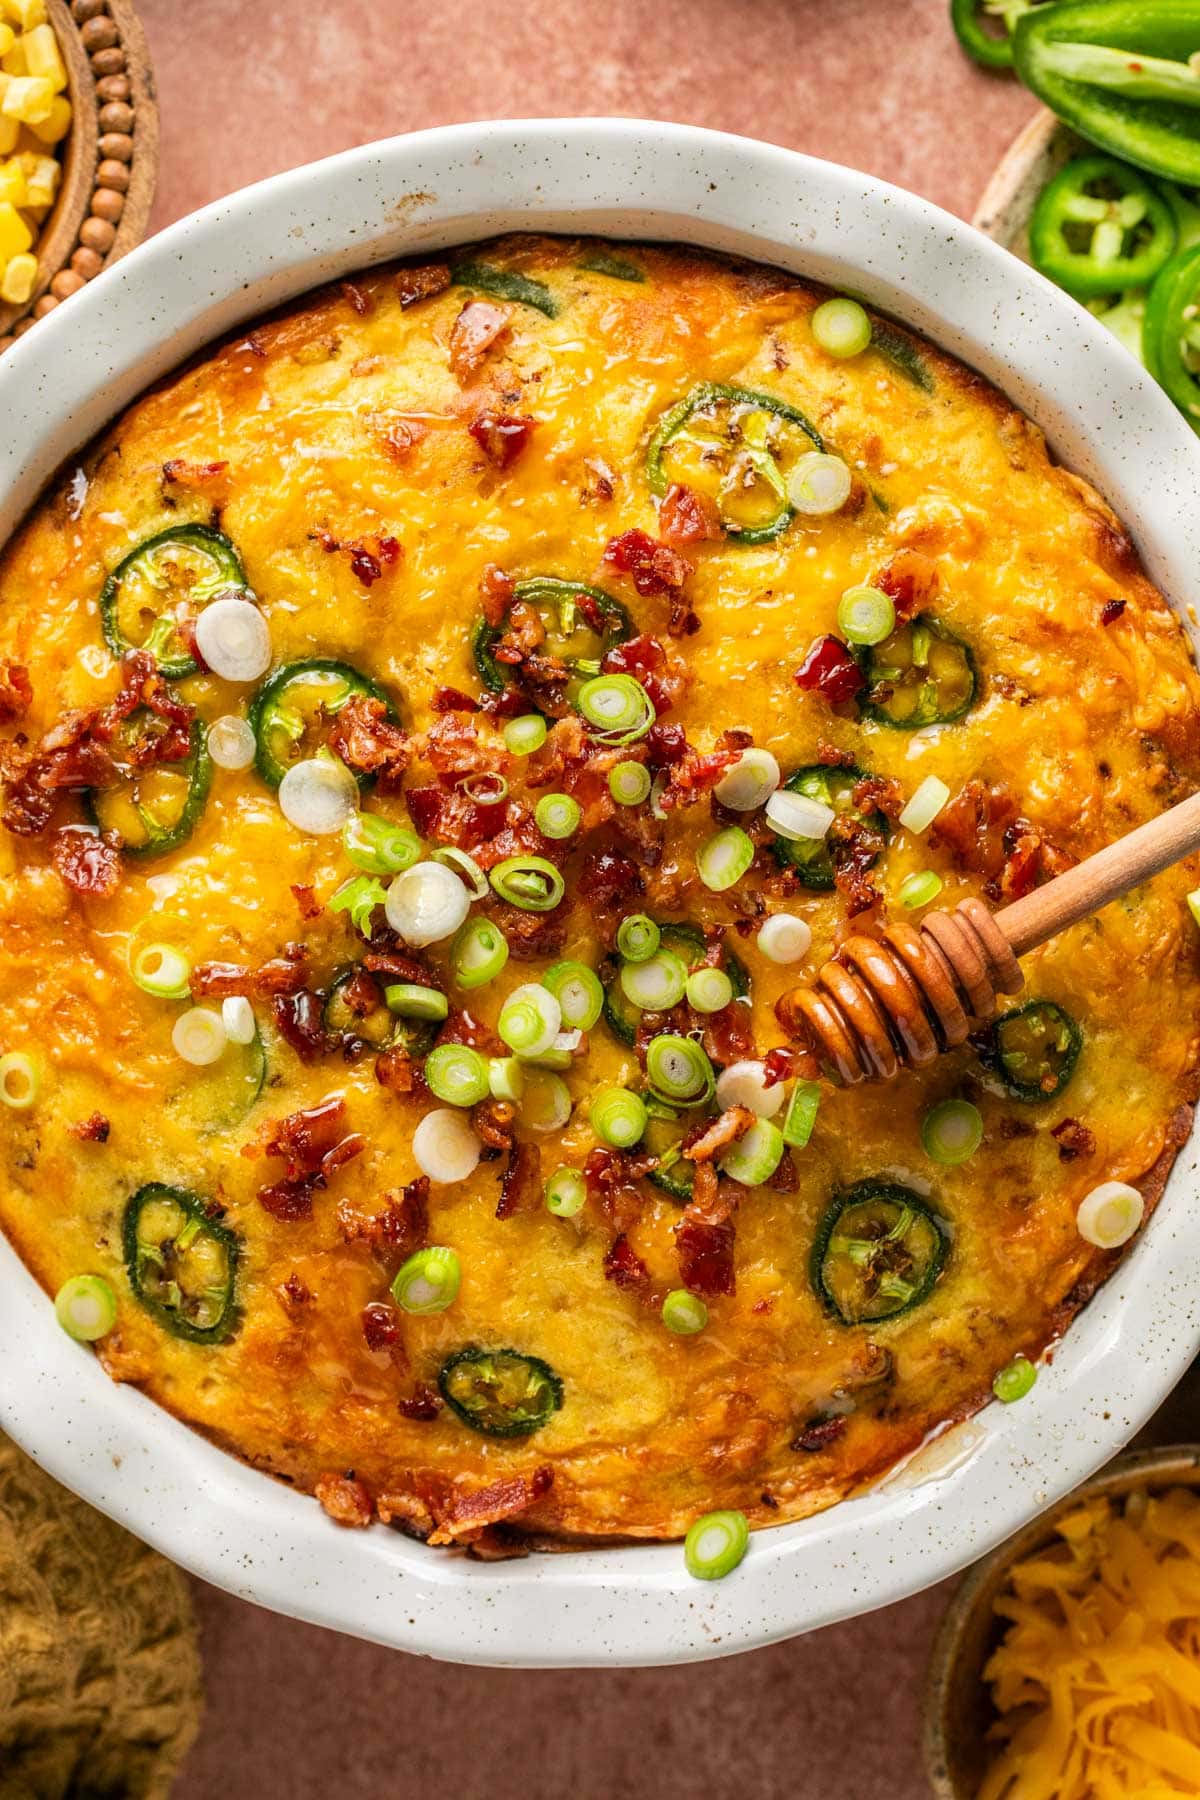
[922,1445,1200,1798]
[1,119,1199,1670]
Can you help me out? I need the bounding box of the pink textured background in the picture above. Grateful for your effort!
[125,2,1174,1794]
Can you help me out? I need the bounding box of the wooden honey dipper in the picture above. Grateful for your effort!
[779,790,1200,1085]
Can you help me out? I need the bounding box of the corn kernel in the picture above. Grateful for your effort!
[18,149,54,207]
[0,198,31,261]
[21,24,62,90]
[0,247,35,303]
[1,75,53,124]
[27,91,67,144]
[0,116,15,155]
[8,2,48,29]
[0,25,13,57]
[0,40,24,75]
[0,161,25,206]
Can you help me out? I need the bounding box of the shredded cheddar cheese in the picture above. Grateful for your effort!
[981,1486,1200,1799]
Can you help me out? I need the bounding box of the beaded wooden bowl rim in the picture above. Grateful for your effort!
[0,0,157,347]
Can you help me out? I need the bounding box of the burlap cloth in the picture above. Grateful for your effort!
[0,1432,203,1798]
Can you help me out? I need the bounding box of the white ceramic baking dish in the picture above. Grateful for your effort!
[2,119,1199,1668]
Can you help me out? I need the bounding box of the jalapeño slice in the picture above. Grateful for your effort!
[1145,243,1200,431]
[647,382,823,544]
[472,577,632,696]
[86,716,213,858]
[643,1097,713,1202]
[100,524,249,679]
[602,920,750,1047]
[990,998,1082,1101]
[452,261,559,318]
[772,763,890,891]
[811,1181,948,1326]
[950,0,1056,72]
[859,613,977,728]
[165,1030,267,1136]
[1030,155,1177,297]
[122,1183,239,1344]
[248,658,397,789]
[438,1346,564,1438]
[322,969,439,1059]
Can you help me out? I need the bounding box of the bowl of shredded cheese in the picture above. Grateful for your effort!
[924,1446,1200,1800]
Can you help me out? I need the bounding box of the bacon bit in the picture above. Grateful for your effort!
[314,1472,374,1529]
[768,1148,799,1192]
[600,632,688,716]
[1100,597,1127,626]
[448,299,512,380]
[644,721,688,768]
[469,411,537,468]
[362,1300,402,1353]
[311,528,402,589]
[375,1045,425,1095]
[161,457,229,499]
[762,1046,802,1088]
[581,457,615,503]
[481,899,567,963]
[438,1008,504,1055]
[272,990,340,1063]
[426,1466,553,1545]
[69,1111,110,1143]
[398,1382,443,1422]
[257,1096,365,1221]
[816,738,856,768]
[422,712,508,780]
[932,780,1074,903]
[1051,1118,1096,1162]
[658,482,722,547]
[675,1212,736,1298]
[397,262,451,308]
[874,550,939,623]
[791,1414,847,1453]
[795,635,865,705]
[480,564,516,627]
[328,693,411,792]
[278,1271,312,1308]
[369,413,429,464]
[0,661,31,724]
[851,774,906,823]
[700,999,756,1069]
[52,826,121,898]
[658,741,742,811]
[338,1177,429,1261]
[585,1145,656,1238]
[473,1098,516,1152]
[362,949,437,989]
[493,598,546,666]
[192,942,308,1000]
[830,816,887,917]
[603,528,695,605]
[682,1107,755,1163]
[340,279,373,316]
[431,685,480,714]
[291,883,322,922]
[604,1234,652,1291]
[496,1140,542,1219]
[577,846,643,947]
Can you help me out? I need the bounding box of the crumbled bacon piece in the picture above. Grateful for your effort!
[585,1146,656,1237]
[473,1098,516,1151]
[700,998,756,1069]
[468,411,536,468]
[577,846,643,947]
[492,599,546,666]
[762,1046,802,1087]
[794,635,865,705]
[370,413,428,463]
[792,1415,847,1453]
[873,550,938,623]
[397,262,451,308]
[932,780,1073,903]
[257,1096,365,1221]
[1100,597,1127,626]
[422,712,508,780]
[362,1300,402,1353]
[602,529,694,601]
[426,1467,553,1545]
[448,299,512,379]
[816,738,856,768]
[484,899,569,961]
[644,721,688,767]
[768,1148,799,1192]
[0,661,31,724]
[658,482,722,547]
[361,949,437,989]
[682,1107,755,1163]
[438,1009,503,1055]
[600,632,688,716]
[339,280,373,316]
[657,741,742,811]
[851,774,906,823]
[431,685,480,714]
[675,1212,736,1298]
[338,1177,428,1260]
[314,1472,374,1528]
[375,1046,424,1095]
[398,1383,443,1422]
[52,826,121,898]
[69,1111,110,1143]
[278,1271,312,1308]
[271,990,340,1063]
[1051,1118,1096,1162]
[291,883,322,921]
[480,564,515,627]
[328,693,411,792]
[496,1140,542,1219]
[192,942,308,1000]
[161,457,229,495]
[604,1234,652,1292]
[830,816,887,917]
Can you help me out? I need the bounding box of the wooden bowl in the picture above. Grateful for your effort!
[971,107,1078,254]
[0,0,157,350]
[922,1444,1200,1799]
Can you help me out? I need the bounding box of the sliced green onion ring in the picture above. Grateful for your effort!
[685,966,733,1014]
[713,747,780,812]
[757,914,812,965]
[489,855,566,912]
[172,1007,227,1067]
[521,1069,572,1133]
[534,793,582,839]
[714,1058,783,1118]
[459,772,509,807]
[498,983,562,1057]
[646,1034,715,1106]
[590,1085,648,1148]
[899,870,943,910]
[412,1109,481,1183]
[488,1056,526,1103]
[616,914,661,963]
[836,585,895,646]
[576,673,655,744]
[811,296,872,358]
[391,1245,462,1315]
[782,1080,821,1148]
[344,811,423,875]
[697,825,754,892]
[543,961,604,1031]
[424,1044,490,1107]
[130,940,192,999]
[609,760,651,806]
[384,983,450,1021]
[545,1167,587,1217]
[684,1509,750,1580]
[432,845,489,900]
[330,873,388,933]
[1076,1180,1144,1249]
[992,1355,1037,1405]
[898,775,951,836]
[503,714,549,756]
[55,1273,118,1342]
[662,1289,708,1335]
[787,452,852,517]
[450,916,510,990]
[718,1117,785,1187]
[619,949,688,1012]
[921,1097,983,1166]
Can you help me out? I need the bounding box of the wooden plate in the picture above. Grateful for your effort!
[0,0,158,348]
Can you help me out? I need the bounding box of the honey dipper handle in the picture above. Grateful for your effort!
[996,790,1200,959]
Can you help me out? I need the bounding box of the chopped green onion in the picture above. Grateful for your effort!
[757,914,812,964]
[391,1245,462,1316]
[488,1056,525,1103]
[450,916,509,990]
[590,1085,648,1148]
[520,1039,577,1072]
[787,452,852,517]
[1076,1180,1145,1249]
[714,747,780,812]
[718,1117,785,1187]
[576,673,655,744]
[899,870,943,910]
[899,776,951,836]
[619,949,688,1012]
[521,1069,572,1132]
[330,873,388,933]
[697,826,755,893]
[616,914,661,963]
[535,792,581,839]
[782,1080,821,1148]
[684,1509,750,1580]
[130,941,192,999]
[412,1108,482,1183]
[921,1097,983,1165]
[686,966,733,1014]
[432,846,488,899]
[609,760,651,806]
[767,790,834,841]
[385,983,450,1021]
[503,714,549,756]
[715,1058,783,1118]
[992,1355,1037,1405]
[662,1289,708,1335]
[543,960,603,1030]
[811,296,872,358]
[498,983,562,1057]
[460,772,509,806]
[650,771,669,820]
[489,855,565,912]
[54,1273,117,1342]
[344,811,422,875]
[1188,887,1200,931]
[545,1167,586,1217]
[646,1034,715,1106]
[836,585,895,646]
[172,1008,227,1067]
[425,1044,490,1107]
